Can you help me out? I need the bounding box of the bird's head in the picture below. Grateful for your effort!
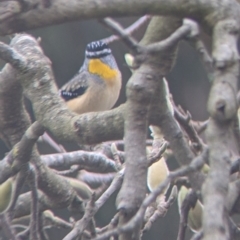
[85,40,119,82]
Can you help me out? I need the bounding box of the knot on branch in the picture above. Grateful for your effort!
[126,69,157,105]
[212,20,240,69]
[208,80,237,121]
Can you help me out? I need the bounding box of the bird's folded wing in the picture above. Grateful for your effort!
[60,70,89,101]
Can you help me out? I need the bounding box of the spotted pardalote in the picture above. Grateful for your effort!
[60,41,122,114]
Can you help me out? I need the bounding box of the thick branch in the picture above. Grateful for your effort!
[202,19,240,240]
[0,64,31,148]
[6,34,124,145]
[0,0,240,35]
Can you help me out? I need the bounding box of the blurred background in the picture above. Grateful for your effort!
[0,17,211,239]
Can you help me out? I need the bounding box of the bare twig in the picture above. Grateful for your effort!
[63,171,124,240]
[183,19,213,81]
[177,190,198,240]
[0,214,18,240]
[0,121,45,184]
[38,212,49,240]
[97,213,119,234]
[143,186,178,233]
[17,227,30,239]
[174,177,191,188]
[78,171,115,188]
[105,140,153,151]
[55,165,82,177]
[190,231,203,240]
[101,17,192,58]
[100,17,140,53]
[174,105,205,152]
[101,15,151,44]
[230,157,240,174]
[191,38,213,81]
[145,24,191,54]
[148,141,169,166]
[7,167,28,217]
[28,166,40,240]
[39,132,66,153]
[110,143,123,170]
[96,171,124,209]
[63,193,96,240]
[93,148,208,240]
[191,120,208,135]
[43,210,73,230]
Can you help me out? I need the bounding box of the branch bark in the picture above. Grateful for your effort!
[202,19,240,240]
[0,0,240,35]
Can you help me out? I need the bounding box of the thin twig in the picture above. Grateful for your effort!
[174,177,191,188]
[43,210,73,230]
[7,167,28,218]
[111,143,123,169]
[63,171,124,240]
[174,105,205,153]
[17,227,30,239]
[145,24,191,53]
[191,120,208,135]
[101,15,151,44]
[100,17,140,53]
[143,186,178,233]
[97,213,119,234]
[39,212,49,240]
[78,171,115,188]
[63,193,96,240]
[190,231,203,240]
[39,132,66,153]
[105,140,153,151]
[192,38,213,82]
[93,148,208,240]
[148,141,169,166]
[28,166,40,240]
[55,165,82,177]
[177,190,198,240]
[0,214,18,240]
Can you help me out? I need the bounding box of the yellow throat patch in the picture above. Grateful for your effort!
[88,59,118,82]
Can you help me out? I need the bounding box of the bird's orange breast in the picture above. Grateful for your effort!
[88,59,118,84]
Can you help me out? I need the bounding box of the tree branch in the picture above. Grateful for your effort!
[0,0,240,35]
[202,19,240,240]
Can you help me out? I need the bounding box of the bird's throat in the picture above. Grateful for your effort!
[88,59,118,82]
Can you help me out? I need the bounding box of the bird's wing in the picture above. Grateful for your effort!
[60,70,89,101]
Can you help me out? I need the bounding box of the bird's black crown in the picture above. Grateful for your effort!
[85,41,111,59]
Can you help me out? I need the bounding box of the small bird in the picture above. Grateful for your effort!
[60,41,122,114]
